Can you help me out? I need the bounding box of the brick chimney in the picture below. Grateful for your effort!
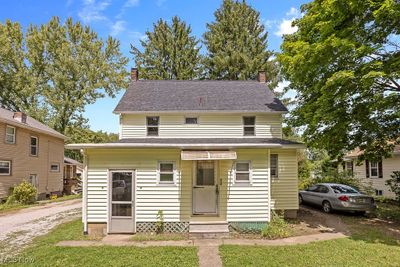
[13,111,27,123]
[258,71,266,83]
[131,68,138,81]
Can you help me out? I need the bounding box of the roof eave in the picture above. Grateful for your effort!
[113,110,288,115]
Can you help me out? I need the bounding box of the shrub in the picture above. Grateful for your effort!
[156,210,164,234]
[262,211,291,239]
[386,171,400,202]
[12,181,37,204]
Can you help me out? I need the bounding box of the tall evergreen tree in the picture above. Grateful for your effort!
[203,0,278,87]
[131,16,202,80]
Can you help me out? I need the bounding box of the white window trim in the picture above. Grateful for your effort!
[146,116,159,136]
[369,161,379,178]
[157,161,176,185]
[50,163,60,172]
[243,116,256,136]
[0,160,11,176]
[184,116,198,125]
[30,136,39,156]
[234,161,252,185]
[270,154,279,179]
[5,125,16,144]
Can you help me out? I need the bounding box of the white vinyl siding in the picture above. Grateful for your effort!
[120,114,282,139]
[270,149,299,210]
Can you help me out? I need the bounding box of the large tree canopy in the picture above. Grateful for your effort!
[131,16,202,80]
[279,0,400,160]
[0,17,129,134]
[203,0,278,87]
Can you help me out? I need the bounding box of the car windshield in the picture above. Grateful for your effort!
[330,185,359,194]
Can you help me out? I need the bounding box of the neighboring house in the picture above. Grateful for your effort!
[67,69,303,235]
[0,108,66,200]
[64,157,83,195]
[343,145,400,198]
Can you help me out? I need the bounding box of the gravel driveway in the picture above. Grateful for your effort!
[0,199,81,257]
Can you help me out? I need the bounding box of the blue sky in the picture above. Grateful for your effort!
[0,0,308,133]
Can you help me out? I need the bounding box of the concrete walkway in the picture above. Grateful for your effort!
[57,232,347,267]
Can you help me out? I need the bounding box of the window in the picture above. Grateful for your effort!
[147,116,159,136]
[331,185,359,194]
[316,185,329,193]
[375,190,383,196]
[345,161,353,175]
[158,162,175,184]
[370,162,378,177]
[50,163,60,172]
[0,160,11,175]
[5,125,16,144]
[270,154,278,178]
[243,116,255,136]
[111,171,133,217]
[196,161,215,186]
[185,117,198,124]
[30,136,38,156]
[235,161,251,183]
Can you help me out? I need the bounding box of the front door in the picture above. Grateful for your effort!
[109,170,135,233]
[193,161,218,215]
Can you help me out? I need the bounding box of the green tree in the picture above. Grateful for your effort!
[0,17,128,134]
[131,16,202,80]
[203,0,278,87]
[386,171,400,202]
[279,0,400,161]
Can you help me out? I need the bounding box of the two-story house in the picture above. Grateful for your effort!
[0,108,66,200]
[343,146,400,198]
[67,69,303,235]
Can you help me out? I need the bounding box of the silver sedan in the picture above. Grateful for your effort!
[299,183,376,214]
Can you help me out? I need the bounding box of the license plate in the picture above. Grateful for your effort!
[356,198,367,203]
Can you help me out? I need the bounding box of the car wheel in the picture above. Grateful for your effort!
[322,201,332,213]
[299,194,303,205]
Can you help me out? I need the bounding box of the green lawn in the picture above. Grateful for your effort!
[4,219,198,267]
[0,194,81,214]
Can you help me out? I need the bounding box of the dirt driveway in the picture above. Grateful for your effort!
[0,199,81,257]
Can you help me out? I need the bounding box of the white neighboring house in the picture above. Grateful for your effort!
[66,69,304,236]
[343,145,400,198]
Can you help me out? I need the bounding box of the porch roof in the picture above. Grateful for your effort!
[65,138,304,150]
[181,150,237,160]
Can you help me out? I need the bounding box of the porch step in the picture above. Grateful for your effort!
[189,222,229,239]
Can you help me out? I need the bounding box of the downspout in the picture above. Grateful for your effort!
[82,149,88,234]
[267,149,271,222]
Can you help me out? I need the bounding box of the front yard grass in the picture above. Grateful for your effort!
[0,194,81,215]
[3,219,198,267]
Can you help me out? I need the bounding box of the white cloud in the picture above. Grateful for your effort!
[110,20,127,36]
[78,0,111,23]
[275,18,298,36]
[275,80,290,93]
[124,0,139,7]
[286,7,300,17]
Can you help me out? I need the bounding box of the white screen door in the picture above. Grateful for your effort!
[109,171,135,233]
[193,161,218,215]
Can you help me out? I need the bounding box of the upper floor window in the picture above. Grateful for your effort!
[243,116,255,136]
[235,161,251,183]
[270,154,279,178]
[30,136,38,156]
[5,125,16,144]
[0,160,11,175]
[185,117,198,124]
[147,116,159,136]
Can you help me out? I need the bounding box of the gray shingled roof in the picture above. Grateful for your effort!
[114,80,288,113]
[115,138,302,145]
[0,107,66,139]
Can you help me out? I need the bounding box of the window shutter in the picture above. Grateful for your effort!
[378,161,383,178]
[365,160,369,178]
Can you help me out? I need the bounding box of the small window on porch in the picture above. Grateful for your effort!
[235,161,251,183]
[158,162,175,184]
[270,154,278,179]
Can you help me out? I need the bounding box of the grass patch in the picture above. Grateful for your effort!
[373,201,400,222]
[0,194,81,214]
[4,219,198,267]
[131,233,188,241]
[220,237,400,267]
